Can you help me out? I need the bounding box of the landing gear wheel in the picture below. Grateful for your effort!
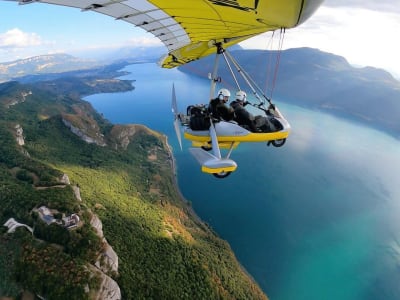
[201,142,212,151]
[212,171,232,179]
[271,139,286,147]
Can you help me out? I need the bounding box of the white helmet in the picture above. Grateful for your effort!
[236,90,247,102]
[217,88,231,100]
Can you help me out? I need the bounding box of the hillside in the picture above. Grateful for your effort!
[179,47,400,138]
[0,72,267,298]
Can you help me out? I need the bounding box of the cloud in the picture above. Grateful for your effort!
[323,0,400,14]
[287,7,400,73]
[239,6,400,77]
[65,36,162,53]
[126,36,163,47]
[0,28,42,48]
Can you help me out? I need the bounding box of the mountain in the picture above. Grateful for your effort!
[0,48,170,84]
[179,47,400,138]
[0,69,267,299]
[0,54,102,83]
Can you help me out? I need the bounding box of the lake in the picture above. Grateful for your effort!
[85,62,400,300]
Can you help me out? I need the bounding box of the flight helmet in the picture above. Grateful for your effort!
[235,90,247,102]
[217,88,231,101]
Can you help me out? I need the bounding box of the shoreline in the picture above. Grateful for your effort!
[163,135,205,226]
[162,134,267,296]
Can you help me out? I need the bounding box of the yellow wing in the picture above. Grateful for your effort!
[12,0,323,68]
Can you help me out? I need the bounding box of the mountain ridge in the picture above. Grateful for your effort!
[0,54,102,83]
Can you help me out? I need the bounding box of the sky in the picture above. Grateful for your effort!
[0,0,399,78]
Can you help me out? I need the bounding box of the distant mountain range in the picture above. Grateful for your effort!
[0,47,166,83]
[179,47,400,138]
[0,54,104,83]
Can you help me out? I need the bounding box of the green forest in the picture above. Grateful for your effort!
[0,73,267,299]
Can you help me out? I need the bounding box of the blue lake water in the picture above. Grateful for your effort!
[85,63,400,300]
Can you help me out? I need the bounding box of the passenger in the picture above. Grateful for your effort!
[230,90,274,132]
[230,90,257,131]
[209,88,235,121]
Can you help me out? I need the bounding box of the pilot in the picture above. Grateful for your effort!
[209,88,235,121]
[230,90,273,132]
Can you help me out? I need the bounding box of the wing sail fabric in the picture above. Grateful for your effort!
[8,0,323,67]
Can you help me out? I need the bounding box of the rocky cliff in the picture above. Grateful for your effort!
[90,214,121,300]
[62,174,121,299]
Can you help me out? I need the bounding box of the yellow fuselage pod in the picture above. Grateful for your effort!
[188,148,238,175]
[202,163,237,175]
[191,141,241,149]
[184,119,290,148]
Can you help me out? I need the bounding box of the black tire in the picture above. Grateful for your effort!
[201,146,212,151]
[201,142,212,151]
[212,171,232,179]
[271,139,286,147]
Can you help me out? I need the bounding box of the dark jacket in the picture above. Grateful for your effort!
[209,98,234,121]
[230,100,257,131]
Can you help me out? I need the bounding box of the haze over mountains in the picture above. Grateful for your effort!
[0,54,101,83]
[0,46,165,83]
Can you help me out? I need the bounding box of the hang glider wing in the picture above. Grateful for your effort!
[9,0,323,68]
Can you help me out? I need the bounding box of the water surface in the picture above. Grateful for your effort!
[86,63,400,300]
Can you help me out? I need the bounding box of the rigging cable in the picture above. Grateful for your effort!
[269,28,286,100]
[225,50,271,104]
[221,49,241,91]
[264,30,276,99]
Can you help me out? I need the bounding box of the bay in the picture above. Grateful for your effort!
[85,62,400,300]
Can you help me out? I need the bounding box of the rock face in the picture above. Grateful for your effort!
[49,171,120,298]
[58,118,125,298]
[90,213,120,299]
[110,125,138,150]
[6,91,31,107]
[110,124,156,150]
[60,173,70,185]
[15,124,25,146]
[62,118,106,147]
[72,185,82,201]
[89,265,121,300]
[97,272,121,300]
[90,214,119,274]
[61,114,156,151]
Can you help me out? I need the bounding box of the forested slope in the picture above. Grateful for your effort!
[0,74,267,299]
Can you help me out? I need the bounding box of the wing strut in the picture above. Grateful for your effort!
[189,120,237,178]
[171,83,182,150]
